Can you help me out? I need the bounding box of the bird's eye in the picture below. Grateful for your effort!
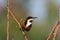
[30,20,33,22]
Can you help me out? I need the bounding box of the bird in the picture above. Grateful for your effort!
[21,16,37,32]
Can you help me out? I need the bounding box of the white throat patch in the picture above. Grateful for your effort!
[26,19,33,28]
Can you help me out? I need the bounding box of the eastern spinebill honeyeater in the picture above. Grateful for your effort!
[21,16,37,32]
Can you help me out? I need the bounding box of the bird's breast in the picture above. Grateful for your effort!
[22,21,32,31]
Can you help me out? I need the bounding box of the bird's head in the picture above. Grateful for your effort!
[25,16,37,26]
[27,16,37,23]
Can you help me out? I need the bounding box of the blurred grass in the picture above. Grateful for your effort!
[0,9,7,40]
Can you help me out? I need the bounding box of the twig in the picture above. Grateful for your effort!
[6,0,9,40]
[47,21,58,40]
[7,7,9,40]
[6,0,28,40]
[47,5,60,40]
[53,5,60,40]
[53,24,60,40]
[8,8,28,40]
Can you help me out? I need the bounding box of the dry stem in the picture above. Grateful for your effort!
[8,8,28,40]
[47,5,60,40]
[47,21,58,40]
[7,7,9,40]
[6,0,28,40]
[53,24,60,40]
[6,0,9,40]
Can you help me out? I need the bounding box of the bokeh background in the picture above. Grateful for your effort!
[0,0,60,40]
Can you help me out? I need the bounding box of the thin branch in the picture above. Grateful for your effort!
[47,5,60,40]
[8,8,28,40]
[6,0,28,40]
[47,21,58,40]
[53,5,60,40]
[6,0,9,40]
[7,8,9,40]
[53,24,60,40]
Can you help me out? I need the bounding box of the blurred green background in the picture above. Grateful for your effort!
[0,0,59,40]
